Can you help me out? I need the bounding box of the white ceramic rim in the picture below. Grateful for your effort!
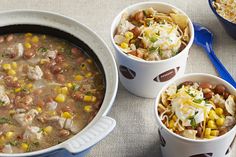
[0,9,118,156]
[110,1,194,64]
[154,73,236,143]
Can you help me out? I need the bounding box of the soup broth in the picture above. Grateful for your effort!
[0,33,105,153]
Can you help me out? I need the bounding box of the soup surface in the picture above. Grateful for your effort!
[158,81,236,140]
[0,33,105,153]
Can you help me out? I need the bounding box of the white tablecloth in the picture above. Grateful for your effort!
[0,0,235,156]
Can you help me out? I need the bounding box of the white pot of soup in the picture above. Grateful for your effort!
[155,73,236,157]
[0,10,118,156]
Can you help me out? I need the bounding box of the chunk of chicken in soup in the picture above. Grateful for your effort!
[0,33,105,153]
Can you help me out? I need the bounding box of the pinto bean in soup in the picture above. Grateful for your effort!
[0,33,105,153]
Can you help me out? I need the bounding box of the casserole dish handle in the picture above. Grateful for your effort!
[62,116,116,154]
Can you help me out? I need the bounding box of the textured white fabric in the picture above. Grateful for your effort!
[0,0,235,156]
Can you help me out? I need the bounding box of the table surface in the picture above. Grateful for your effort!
[0,0,235,157]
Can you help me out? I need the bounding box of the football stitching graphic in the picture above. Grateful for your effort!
[119,65,136,79]
[189,153,213,157]
[153,67,180,82]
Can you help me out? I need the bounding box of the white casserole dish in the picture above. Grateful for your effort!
[0,10,118,157]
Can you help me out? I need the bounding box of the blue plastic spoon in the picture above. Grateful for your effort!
[193,23,236,88]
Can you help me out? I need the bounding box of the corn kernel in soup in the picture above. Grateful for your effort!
[0,33,105,153]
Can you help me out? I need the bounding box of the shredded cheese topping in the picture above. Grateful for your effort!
[213,0,236,23]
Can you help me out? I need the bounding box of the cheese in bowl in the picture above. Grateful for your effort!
[114,7,190,61]
[212,0,236,24]
[0,33,105,153]
[158,81,236,140]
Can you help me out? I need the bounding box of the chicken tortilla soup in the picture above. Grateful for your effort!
[0,33,105,153]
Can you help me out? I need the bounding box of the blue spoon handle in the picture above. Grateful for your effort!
[204,45,236,88]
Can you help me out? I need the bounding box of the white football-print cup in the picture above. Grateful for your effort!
[155,73,236,157]
[111,2,194,98]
